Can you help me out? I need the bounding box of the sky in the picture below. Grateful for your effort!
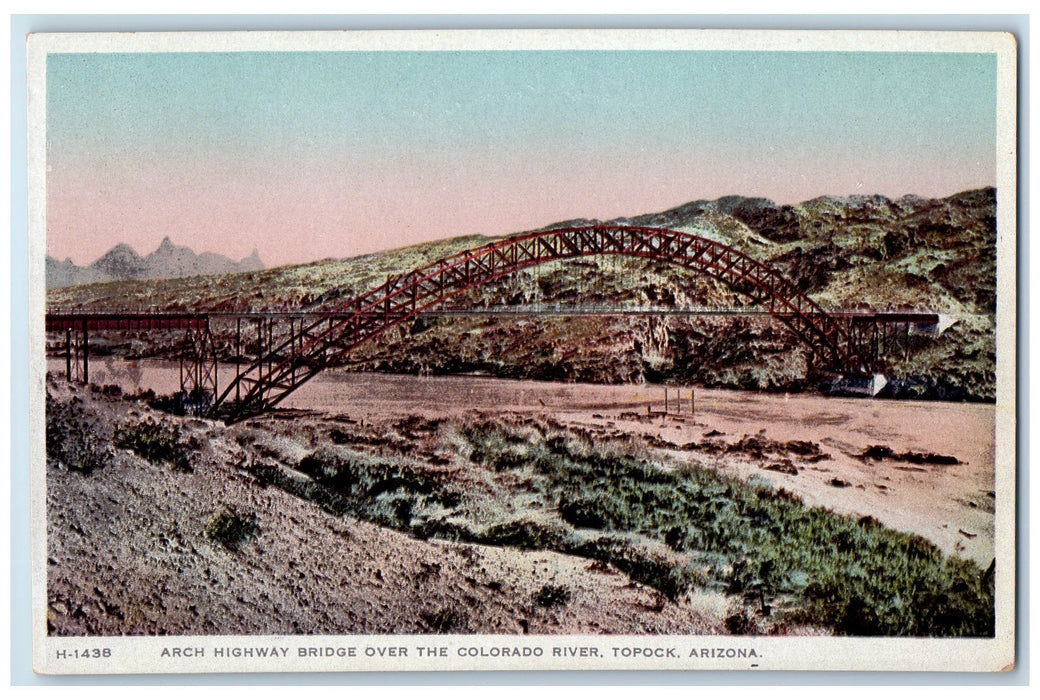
[46,50,998,268]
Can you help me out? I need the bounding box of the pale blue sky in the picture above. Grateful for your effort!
[49,50,996,159]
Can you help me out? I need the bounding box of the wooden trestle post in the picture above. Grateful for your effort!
[267,319,273,389]
[82,321,89,385]
[60,322,89,385]
[178,319,218,413]
[256,319,263,402]
[235,318,241,404]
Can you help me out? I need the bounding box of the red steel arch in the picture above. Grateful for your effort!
[212,225,856,422]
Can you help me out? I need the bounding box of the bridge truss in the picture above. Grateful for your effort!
[45,225,941,422]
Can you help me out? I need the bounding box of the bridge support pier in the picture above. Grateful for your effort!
[179,323,218,412]
[61,321,89,385]
[833,315,934,376]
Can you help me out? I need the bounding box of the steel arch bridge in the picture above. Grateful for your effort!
[201,224,902,422]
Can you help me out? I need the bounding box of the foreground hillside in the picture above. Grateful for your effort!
[49,380,731,636]
[47,188,998,400]
[47,375,994,637]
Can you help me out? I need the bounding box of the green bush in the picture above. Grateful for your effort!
[148,388,212,417]
[481,518,567,551]
[205,508,260,551]
[255,418,994,637]
[296,447,461,528]
[46,395,112,475]
[534,583,572,608]
[570,536,699,602]
[461,423,995,636]
[114,417,193,472]
[558,495,608,529]
[298,448,442,498]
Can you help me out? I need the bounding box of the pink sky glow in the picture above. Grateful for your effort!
[46,148,994,269]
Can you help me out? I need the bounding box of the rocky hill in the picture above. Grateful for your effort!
[46,237,264,289]
[46,188,998,400]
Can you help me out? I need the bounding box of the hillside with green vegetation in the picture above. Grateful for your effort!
[46,382,995,636]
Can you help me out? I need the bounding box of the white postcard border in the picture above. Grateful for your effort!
[26,27,1019,675]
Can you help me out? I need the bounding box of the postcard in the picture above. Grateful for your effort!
[26,28,1017,674]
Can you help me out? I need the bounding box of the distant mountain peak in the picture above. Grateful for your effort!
[46,238,266,289]
[239,250,263,269]
[104,242,140,257]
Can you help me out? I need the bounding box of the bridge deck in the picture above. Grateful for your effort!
[45,309,941,326]
[45,312,209,332]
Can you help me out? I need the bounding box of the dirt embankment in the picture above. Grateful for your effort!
[46,381,729,637]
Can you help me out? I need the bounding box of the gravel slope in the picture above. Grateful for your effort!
[46,382,729,637]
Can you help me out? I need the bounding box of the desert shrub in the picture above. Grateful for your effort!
[570,536,699,601]
[420,606,464,633]
[328,428,353,445]
[262,419,994,637]
[238,453,350,515]
[46,395,112,475]
[725,557,779,596]
[411,518,474,543]
[558,495,608,529]
[243,457,282,488]
[205,508,260,551]
[534,583,572,609]
[481,518,567,551]
[296,447,460,527]
[148,388,212,417]
[462,421,538,471]
[725,608,758,635]
[368,492,416,529]
[487,446,535,472]
[464,422,994,636]
[114,417,193,472]
[299,448,439,495]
